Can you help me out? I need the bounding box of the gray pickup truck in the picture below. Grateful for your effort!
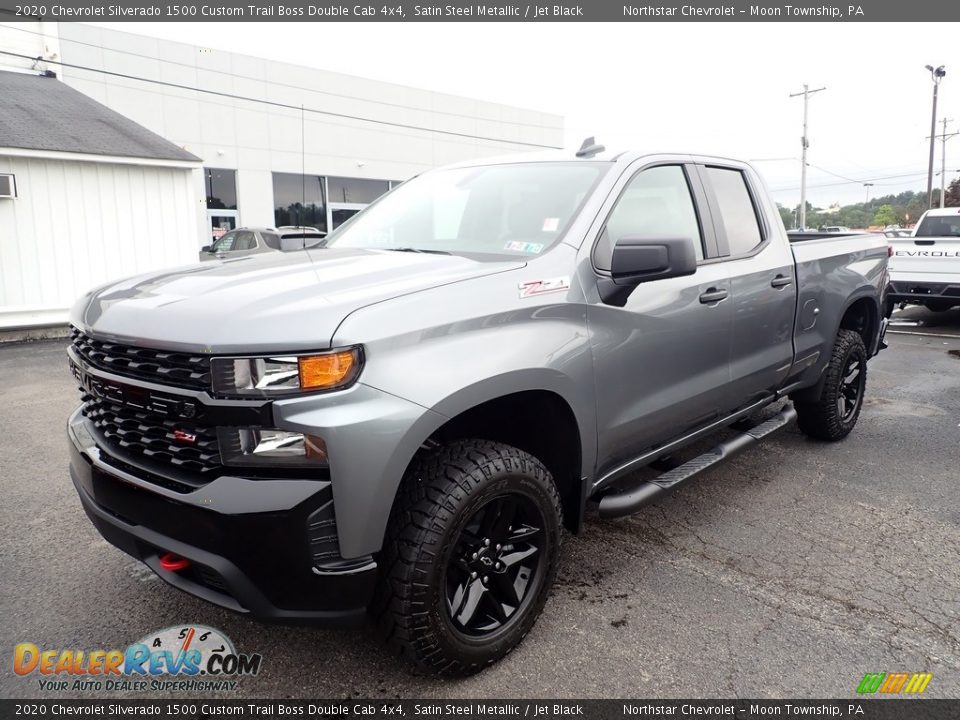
[67,145,889,675]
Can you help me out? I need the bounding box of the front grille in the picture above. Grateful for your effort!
[71,327,211,392]
[82,396,221,477]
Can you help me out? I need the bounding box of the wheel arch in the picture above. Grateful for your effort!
[384,375,593,548]
[791,289,878,404]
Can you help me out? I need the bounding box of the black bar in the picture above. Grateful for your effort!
[1,700,959,720]
[0,0,958,23]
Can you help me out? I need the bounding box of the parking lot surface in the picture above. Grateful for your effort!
[1,308,958,699]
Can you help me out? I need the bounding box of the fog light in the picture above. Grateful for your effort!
[218,428,328,467]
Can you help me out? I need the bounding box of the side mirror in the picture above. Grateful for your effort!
[201,245,213,253]
[598,235,697,307]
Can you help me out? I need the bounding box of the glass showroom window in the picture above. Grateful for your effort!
[273,173,327,232]
[327,177,390,204]
[204,168,237,209]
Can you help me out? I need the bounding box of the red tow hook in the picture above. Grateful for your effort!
[159,552,191,572]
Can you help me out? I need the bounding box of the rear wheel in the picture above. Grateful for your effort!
[374,440,562,675]
[795,329,867,441]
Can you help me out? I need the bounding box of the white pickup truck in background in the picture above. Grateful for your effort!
[888,207,960,312]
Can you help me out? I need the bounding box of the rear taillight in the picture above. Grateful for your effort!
[887,245,894,257]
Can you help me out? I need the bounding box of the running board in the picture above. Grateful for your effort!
[597,405,797,519]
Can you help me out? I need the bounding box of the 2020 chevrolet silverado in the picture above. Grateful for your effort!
[67,146,889,675]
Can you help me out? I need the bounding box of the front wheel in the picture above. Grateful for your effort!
[795,328,868,441]
[374,440,563,675]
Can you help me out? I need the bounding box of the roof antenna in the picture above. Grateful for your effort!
[576,136,605,158]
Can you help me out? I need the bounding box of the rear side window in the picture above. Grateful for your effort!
[594,165,704,270]
[706,167,763,256]
[260,231,281,250]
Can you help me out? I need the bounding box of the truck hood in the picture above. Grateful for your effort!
[72,248,525,353]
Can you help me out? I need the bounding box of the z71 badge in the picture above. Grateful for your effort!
[518,277,570,298]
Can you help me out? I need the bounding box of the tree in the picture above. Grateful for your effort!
[873,204,898,227]
[776,204,795,228]
[946,178,960,207]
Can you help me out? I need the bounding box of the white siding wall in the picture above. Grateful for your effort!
[0,156,199,328]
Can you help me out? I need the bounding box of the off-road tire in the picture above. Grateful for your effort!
[795,328,868,441]
[373,440,563,676]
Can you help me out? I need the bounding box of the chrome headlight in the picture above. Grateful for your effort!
[218,428,329,467]
[211,347,363,398]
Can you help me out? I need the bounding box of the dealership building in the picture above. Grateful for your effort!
[0,21,564,329]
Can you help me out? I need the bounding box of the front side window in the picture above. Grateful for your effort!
[212,230,238,253]
[594,165,704,271]
[324,162,608,258]
[233,231,257,251]
[706,167,763,256]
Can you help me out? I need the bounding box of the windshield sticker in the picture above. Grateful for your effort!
[542,218,560,232]
[518,276,570,299]
[504,241,545,254]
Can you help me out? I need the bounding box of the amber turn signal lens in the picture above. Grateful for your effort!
[298,351,357,390]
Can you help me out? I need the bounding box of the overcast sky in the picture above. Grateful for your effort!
[95,21,958,210]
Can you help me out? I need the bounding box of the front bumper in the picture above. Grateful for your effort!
[68,409,376,624]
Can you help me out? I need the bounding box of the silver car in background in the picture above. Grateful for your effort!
[199,226,326,261]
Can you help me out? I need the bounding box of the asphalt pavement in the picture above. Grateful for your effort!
[1,307,958,699]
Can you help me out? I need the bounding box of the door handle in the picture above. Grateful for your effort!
[699,287,729,304]
[771,274,793,289]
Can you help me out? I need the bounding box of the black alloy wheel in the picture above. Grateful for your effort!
[836,354,863,423]
[444,494,544,637]
[374,440,563,675]
[795,328,868,441]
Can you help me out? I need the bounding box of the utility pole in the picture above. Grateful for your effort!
[925,65,946,208]
[926,118,959,207]
[790,84,826,229]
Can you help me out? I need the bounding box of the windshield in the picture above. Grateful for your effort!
[323,162,608,258]
[915,215,960,237]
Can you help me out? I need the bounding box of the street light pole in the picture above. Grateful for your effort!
[863,182,874,203]
[790,83,826,229]
[925,65,946,208]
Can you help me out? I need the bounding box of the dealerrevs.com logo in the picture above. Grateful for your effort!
[13,625,262,693]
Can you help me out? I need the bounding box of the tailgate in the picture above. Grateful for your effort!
[889,237,960,280]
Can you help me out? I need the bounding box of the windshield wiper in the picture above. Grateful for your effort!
[385,247,452,255]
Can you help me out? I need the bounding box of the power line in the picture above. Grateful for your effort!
[0,49,562,150]
[805,163,863,184]
[770,170,933,193]
[2,23,563,133]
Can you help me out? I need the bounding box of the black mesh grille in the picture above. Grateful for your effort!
[82,396,221,477]
[192,564,231,595]
[307,494,340,567]
[71,327,211,391]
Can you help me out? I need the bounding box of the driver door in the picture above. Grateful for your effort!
[588,163,735,472]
